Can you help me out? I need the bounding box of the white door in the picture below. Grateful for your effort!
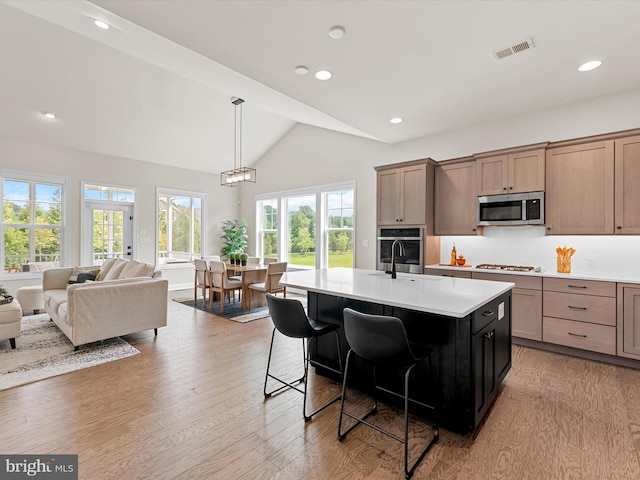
[83,202,134,266]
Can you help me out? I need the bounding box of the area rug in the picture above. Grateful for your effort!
[174,298,271,323]
[0,314,139,391]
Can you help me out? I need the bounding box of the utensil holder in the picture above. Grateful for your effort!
[557,255,571,273]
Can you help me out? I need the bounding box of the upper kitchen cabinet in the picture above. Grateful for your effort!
[545,139,614,235]
[375,159,436,229]
[475,143,547,196]
[434,157,478,235]
[614,134,640,234]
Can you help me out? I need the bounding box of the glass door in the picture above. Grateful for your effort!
[83,202,133,266]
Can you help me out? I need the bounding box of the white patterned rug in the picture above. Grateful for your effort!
[0,314,139,391]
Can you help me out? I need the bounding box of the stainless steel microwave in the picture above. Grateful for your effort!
[477,191,544,226]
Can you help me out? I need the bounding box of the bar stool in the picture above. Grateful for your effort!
[264,294,343,421]
[338,308,439,480]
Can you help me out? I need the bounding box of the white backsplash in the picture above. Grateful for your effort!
[441,226,640,277]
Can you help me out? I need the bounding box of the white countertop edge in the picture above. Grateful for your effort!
[281,268,514,318]
[425,264,640,284]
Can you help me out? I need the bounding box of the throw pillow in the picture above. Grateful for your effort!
[68,268,100,284]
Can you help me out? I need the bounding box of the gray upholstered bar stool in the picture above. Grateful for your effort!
[264,293,343,421]
[338,308,439,480]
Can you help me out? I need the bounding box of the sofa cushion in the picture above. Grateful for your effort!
[43,288,68,316]
[119,260,155,279]
[101,259,128,281]
[95,258,119,281]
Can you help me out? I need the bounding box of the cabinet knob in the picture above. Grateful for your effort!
[547,227,551,230]
[503,187,507,191]
[617,226,622,230]
[509,186,513,190]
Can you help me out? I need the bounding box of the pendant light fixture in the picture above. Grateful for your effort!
[220,97,256,186]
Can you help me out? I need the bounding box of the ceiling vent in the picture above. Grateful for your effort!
[492,37,535,60]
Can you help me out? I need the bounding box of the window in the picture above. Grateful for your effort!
[257,198,278,260]
[256,182,354,269]
[2,174,66,273]
[326,189,354,268]
[157,188,205,264]
[82,183,135,265]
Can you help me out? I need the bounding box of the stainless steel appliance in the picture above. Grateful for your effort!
[377,227,423,274]
[477,191,544,226]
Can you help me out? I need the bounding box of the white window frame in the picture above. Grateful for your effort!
[0,170,69,276]
[255,181,355,269]
[156,187,206,265]
[81,182,137,266]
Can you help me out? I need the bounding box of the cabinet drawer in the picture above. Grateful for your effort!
[543,316,616,355]
[425,268,472,279]
[473,272,541,290]
[472,299,500,334]
[543,291,616,326]
[543,277,615,297]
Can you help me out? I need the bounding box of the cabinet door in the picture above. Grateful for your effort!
[509,149,545,193]
[615,135,640,234]
[511,288,542,341]
[622,287,640,358]
[434,160,478,235]
[473,320,497,425]
[400,163,427,225]
[545,140,614,234]
[377,168,401,225]
[477,155,508,195]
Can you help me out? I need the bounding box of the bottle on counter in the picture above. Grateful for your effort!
[450,243,457,266]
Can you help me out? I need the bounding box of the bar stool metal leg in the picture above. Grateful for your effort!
[264,326,343,422]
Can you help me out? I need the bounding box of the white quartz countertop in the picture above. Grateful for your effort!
[425,264,640,284]
[280,267,514,318]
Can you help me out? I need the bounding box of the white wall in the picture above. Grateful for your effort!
[0,135,239,294]
[239,87,640,273]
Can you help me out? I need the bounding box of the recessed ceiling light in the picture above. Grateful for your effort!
[314,70,332,81]
[94,19,110,30]
[578,60,602,72]
[329,26,346,39]
[294,65,309,75]
[43,112,56,120]
[390,117,403,124]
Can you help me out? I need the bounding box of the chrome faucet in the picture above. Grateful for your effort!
[390,239,405,279]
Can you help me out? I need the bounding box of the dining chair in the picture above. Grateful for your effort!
[264,294,343,421]
[263,257,278,265]
[338,308,439,479]
[248,261,287,309]
[209,260,242,313]
[193,258,210,307]
[247,256,260,264]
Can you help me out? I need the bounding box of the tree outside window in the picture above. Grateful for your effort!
[157,190,203,264]
[2,178,63,273]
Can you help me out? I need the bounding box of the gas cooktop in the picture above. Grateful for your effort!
[476,264,541,272]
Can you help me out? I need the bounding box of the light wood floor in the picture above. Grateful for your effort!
[2,296,640,479]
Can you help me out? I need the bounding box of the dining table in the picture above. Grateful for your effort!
[225,263,268,310]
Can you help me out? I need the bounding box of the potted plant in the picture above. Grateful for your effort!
[0,284,12,304]
[240,253,248,266]
[221,219,248,259]
[229,253,237,265]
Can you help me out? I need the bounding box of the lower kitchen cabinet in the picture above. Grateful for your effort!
[618,284,640,360]
[425,267,472,278]
[542,278,616,355]
[472,272,542,341]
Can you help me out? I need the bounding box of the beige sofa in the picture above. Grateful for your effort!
[42,258,168,348]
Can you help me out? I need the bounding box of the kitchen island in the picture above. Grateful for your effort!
[280,268,514,433]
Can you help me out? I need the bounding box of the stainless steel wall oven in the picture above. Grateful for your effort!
[377,227,424,274]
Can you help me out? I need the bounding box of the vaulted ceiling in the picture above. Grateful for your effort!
[2,1,639,174]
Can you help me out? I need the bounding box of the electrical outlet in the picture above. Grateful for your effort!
[362,239,369,247]
[587,257,596,268]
